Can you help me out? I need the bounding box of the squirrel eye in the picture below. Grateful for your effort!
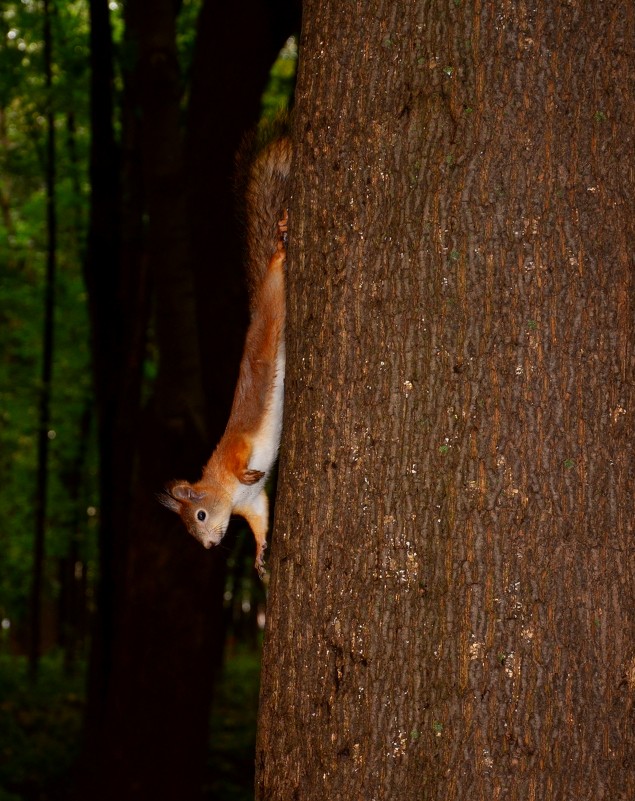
[196,510,206,522]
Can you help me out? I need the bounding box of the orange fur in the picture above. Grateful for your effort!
[161,182,290,577]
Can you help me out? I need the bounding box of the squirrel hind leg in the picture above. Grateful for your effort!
[235,490,269,578]
[254,539,267,579]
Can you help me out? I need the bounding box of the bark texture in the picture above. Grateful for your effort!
[257,1,634,799]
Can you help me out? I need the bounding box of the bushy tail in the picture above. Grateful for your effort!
[236,122,292,308]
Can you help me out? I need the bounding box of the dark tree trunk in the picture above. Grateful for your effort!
[77,0,149,790]
[77,0,298,798]
[185,0,300,425]
[257,1,635,799]
[88,3,219,798]
[81,0,127,753]
[59,400,92,671]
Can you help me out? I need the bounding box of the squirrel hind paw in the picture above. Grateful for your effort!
[278,210,288,246]
[278,210,288,233]
[255,541,267,579]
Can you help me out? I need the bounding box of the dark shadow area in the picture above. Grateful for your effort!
[0,0,299,798]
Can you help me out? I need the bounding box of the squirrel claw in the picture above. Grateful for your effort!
[278,210,288,248]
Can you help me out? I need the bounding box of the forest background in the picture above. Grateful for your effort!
[2,1,634,800]
[1,1,299,799]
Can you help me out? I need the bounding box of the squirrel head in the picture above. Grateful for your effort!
[160,480,232,549]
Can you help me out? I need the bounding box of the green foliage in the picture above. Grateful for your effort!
[176,0,204,80]
[0,0,97,636]
[204,647,262,801]
[0,648,262,801]
[0,653,85,800]
[261,36,298,119]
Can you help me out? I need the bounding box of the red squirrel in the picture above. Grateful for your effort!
[161,134,291,576]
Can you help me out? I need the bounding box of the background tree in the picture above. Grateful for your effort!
[257,1,634,799]
[75,1,300,799]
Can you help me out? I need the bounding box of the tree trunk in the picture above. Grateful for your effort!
[88,4,220,798]
[80,0,131,760]
[257,1,635,799]
[59,399,92,671]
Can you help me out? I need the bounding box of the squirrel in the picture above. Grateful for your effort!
[161,133,292,577]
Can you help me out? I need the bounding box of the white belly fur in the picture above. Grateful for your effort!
[248,342,285,476]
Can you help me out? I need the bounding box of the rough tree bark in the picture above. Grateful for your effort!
[257,1,634,799]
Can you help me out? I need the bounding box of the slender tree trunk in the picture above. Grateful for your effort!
[29,0,57,681]
[59,400,92,671]
[65,111,85,258]
[257,1,635,799]
[81,0,124,747]
[78,0,151,789]
[89,3,217,798]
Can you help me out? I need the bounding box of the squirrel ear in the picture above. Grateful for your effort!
[239,469,265,486]
[166,482,206,503]
[159,492,181,514]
